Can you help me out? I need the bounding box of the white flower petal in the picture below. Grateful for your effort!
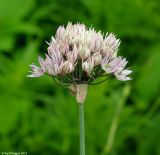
[27,64,44,78]
[121,69,132,76]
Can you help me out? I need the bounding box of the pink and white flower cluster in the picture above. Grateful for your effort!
[27,22,132,82]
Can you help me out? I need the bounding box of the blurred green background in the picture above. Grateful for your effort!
[0,0,160,154]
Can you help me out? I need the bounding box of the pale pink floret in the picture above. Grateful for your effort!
[27,64,44,77]
[101,57,131,81]
[59,61,74,75]
[92,52,102,66]
[82,58,94,75]
[114,69,132,81]
[102,33,120,56]
[101,57,127,73]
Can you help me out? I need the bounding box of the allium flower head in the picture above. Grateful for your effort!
[27,22,132,103]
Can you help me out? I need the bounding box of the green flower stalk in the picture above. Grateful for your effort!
[27,22,132,155]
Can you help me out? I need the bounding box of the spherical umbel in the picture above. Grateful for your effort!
[27,22,132,103]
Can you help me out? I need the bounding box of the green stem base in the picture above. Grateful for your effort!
[79,104,85,155]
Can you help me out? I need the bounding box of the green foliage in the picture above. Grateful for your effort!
[0,0,160,154]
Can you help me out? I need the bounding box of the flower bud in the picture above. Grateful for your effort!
[60,61,74,75]
[92,53,102,66]
[56,26,65,40]
[79,46,90,60]
[66,50,78,64]
[48,48,63,65]
[58,42,69,54]
[82,58,94,75]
